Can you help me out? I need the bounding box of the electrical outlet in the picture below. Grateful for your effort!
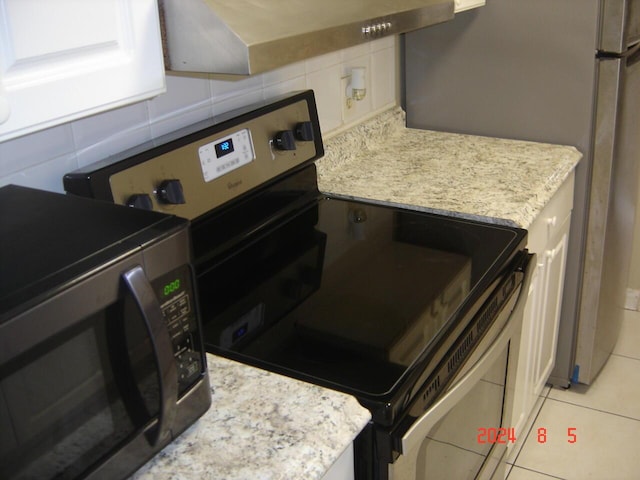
[341,75,371,125]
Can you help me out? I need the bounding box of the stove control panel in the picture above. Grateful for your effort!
[199,128,256,182]
[63,91,324,220]
[273,130,296,151]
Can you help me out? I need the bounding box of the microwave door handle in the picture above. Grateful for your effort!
[400,253,535,457]
[123,266,178,446]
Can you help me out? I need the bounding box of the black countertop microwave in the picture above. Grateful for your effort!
[0,185,211,480]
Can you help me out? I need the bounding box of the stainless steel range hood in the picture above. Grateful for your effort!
[159,0,454,75]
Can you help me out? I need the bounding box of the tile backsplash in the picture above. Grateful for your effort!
[0,37,398,193]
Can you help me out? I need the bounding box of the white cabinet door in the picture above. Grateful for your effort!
[508,171,574,458]
[0,0,165,142]
[534,219,570,395]
[510,257,543,445]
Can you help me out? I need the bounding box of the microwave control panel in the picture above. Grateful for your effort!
[152,264,203,392]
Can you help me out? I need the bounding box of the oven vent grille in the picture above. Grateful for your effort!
[424,375,441,401]
[478,297,499,334]
[447,330,474,375]
[447,295,500,377]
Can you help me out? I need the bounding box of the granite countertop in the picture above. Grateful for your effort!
[318,107,582,229]
[133,354,371,480]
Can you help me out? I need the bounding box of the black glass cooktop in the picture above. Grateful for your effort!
[192,166,526,410]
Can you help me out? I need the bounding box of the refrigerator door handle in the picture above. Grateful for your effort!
[599,40,640,59]
[625,41,640,65]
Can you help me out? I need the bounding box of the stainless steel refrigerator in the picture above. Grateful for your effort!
[403,0,640,387]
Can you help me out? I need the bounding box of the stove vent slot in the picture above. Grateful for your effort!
[447,331,474,375]
[426,375,440,397]
[421,374,441,405]
[478,297,499,333]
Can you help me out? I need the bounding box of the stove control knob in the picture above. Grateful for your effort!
[126,194,154,210]
[273,130,296,151]
[157,179,186,205]
[295,121,314,142]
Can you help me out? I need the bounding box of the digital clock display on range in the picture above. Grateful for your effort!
[198,128,255,183]
[214,138,235,158]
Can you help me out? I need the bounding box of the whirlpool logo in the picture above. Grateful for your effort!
[227,180,242,190]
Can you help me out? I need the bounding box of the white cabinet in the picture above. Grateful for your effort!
[510,172,574,451]
[534,220,569,394]
[321,443,355,480]
[454,0,486,13]
[0,0,165,143]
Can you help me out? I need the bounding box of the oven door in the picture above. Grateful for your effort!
[388,253,534,480]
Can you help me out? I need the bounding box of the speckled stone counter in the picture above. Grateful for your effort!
[132,354,370,480]
[318,108,582,229]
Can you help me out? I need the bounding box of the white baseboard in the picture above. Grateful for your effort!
[625,289,640,311]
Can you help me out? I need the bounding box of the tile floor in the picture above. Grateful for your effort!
[505,309,640,479]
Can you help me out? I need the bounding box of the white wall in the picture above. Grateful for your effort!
[0,37,398,193]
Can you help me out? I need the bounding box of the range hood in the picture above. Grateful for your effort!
[159,0,454,75]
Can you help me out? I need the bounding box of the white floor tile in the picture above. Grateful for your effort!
[613,310,640,360]
[507,388,550,465]
[548,355,640,420]
[507,465,566,479]
[514,398,640,480]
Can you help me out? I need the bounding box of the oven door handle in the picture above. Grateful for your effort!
[123,265,178,447]
[400,253,535,456]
